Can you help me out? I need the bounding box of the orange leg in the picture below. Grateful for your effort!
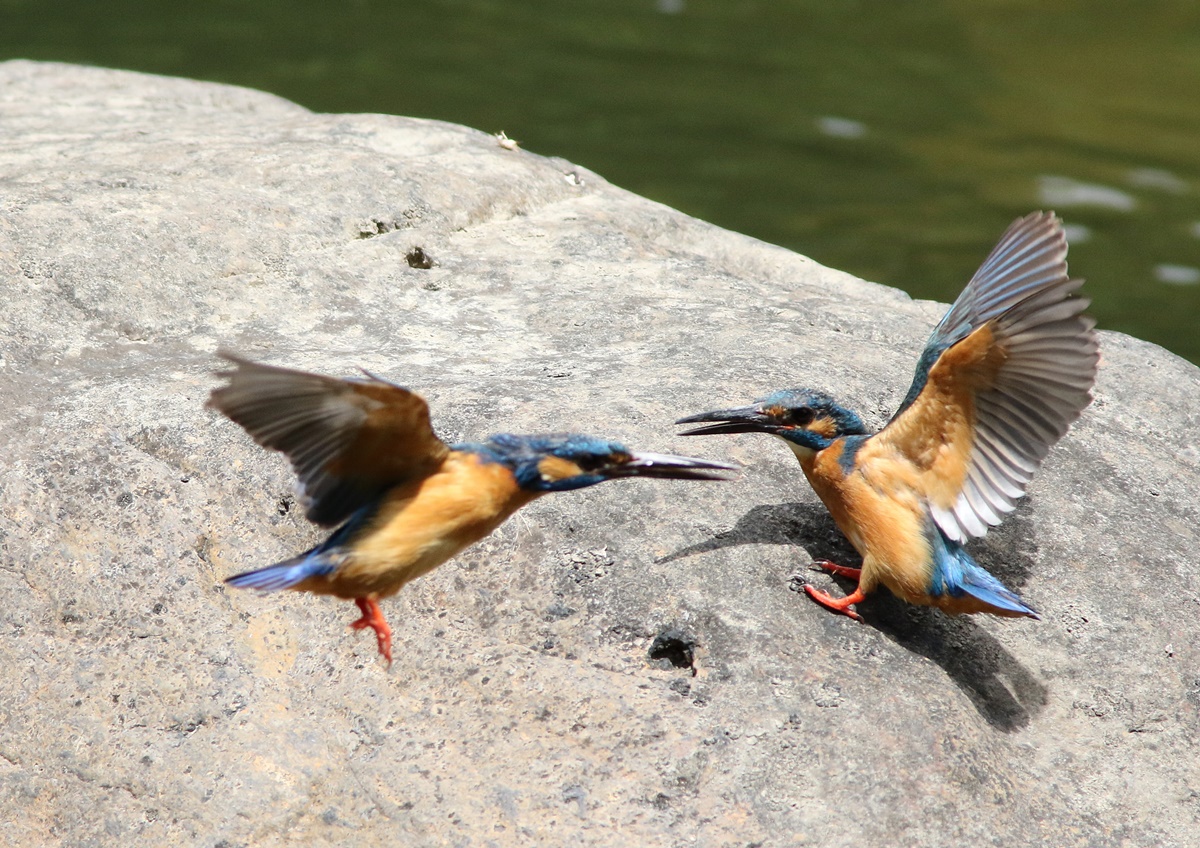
[350,596,393,666]
[803,583,867,622]
[811,559,862,580]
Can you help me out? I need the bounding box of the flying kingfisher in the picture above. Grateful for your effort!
[676,212,1099,621]
[209,353,737,664]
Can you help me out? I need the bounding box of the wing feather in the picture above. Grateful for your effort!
[966,443,1025,499]
[874,212,1099,542]
[207,351,450,527]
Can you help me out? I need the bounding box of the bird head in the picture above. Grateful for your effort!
[471,433,739,492]
[675,389,868,453]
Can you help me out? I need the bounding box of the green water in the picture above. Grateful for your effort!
[4,0,1199,362]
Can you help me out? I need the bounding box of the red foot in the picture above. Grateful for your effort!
[350,596,393,666]
[811,559,862,580]
[803,584,867,622]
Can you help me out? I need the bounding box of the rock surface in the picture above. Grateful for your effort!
[1,60,1198,847]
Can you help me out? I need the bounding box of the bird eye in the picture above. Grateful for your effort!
[575,451,625,472]
[789,407,814,427]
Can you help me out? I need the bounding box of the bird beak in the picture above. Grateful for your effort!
[674,406,778,436]
[608,451,740,481]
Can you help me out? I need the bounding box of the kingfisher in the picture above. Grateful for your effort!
[209,353,737,664]
[676,212,1098,621]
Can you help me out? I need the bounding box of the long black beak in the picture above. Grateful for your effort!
[607,451,740,481]
[674,407,778,437]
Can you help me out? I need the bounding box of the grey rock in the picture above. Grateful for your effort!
[1,60,1198,846]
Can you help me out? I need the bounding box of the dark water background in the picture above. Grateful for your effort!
[5,0,1199,362]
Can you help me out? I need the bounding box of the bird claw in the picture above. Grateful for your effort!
[351,597,394,666]
[802,583,866,622]
[810,559,863,580]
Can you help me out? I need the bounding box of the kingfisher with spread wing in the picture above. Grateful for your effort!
[209,353,736,664]
[676,212,1098,621]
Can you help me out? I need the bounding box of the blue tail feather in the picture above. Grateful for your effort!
[225,502,378,592]
[956,568,1038,618]
[225,553,337,592]
[927,524,1038,618]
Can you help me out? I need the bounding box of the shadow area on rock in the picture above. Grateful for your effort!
[660,501,1048,732]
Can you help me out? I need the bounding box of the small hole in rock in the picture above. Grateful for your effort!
[648,628,697,675]
[406,247,434,269]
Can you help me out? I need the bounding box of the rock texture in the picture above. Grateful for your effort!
[1,60,1198,847]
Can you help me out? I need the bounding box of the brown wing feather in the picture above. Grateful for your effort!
[207,352,450,527]
[865,323,1006,512]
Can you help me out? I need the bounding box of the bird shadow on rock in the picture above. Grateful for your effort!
[659,500,1048,732]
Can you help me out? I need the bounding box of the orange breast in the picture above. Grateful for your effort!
[798,441,935,604]
[305,452,538,599]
